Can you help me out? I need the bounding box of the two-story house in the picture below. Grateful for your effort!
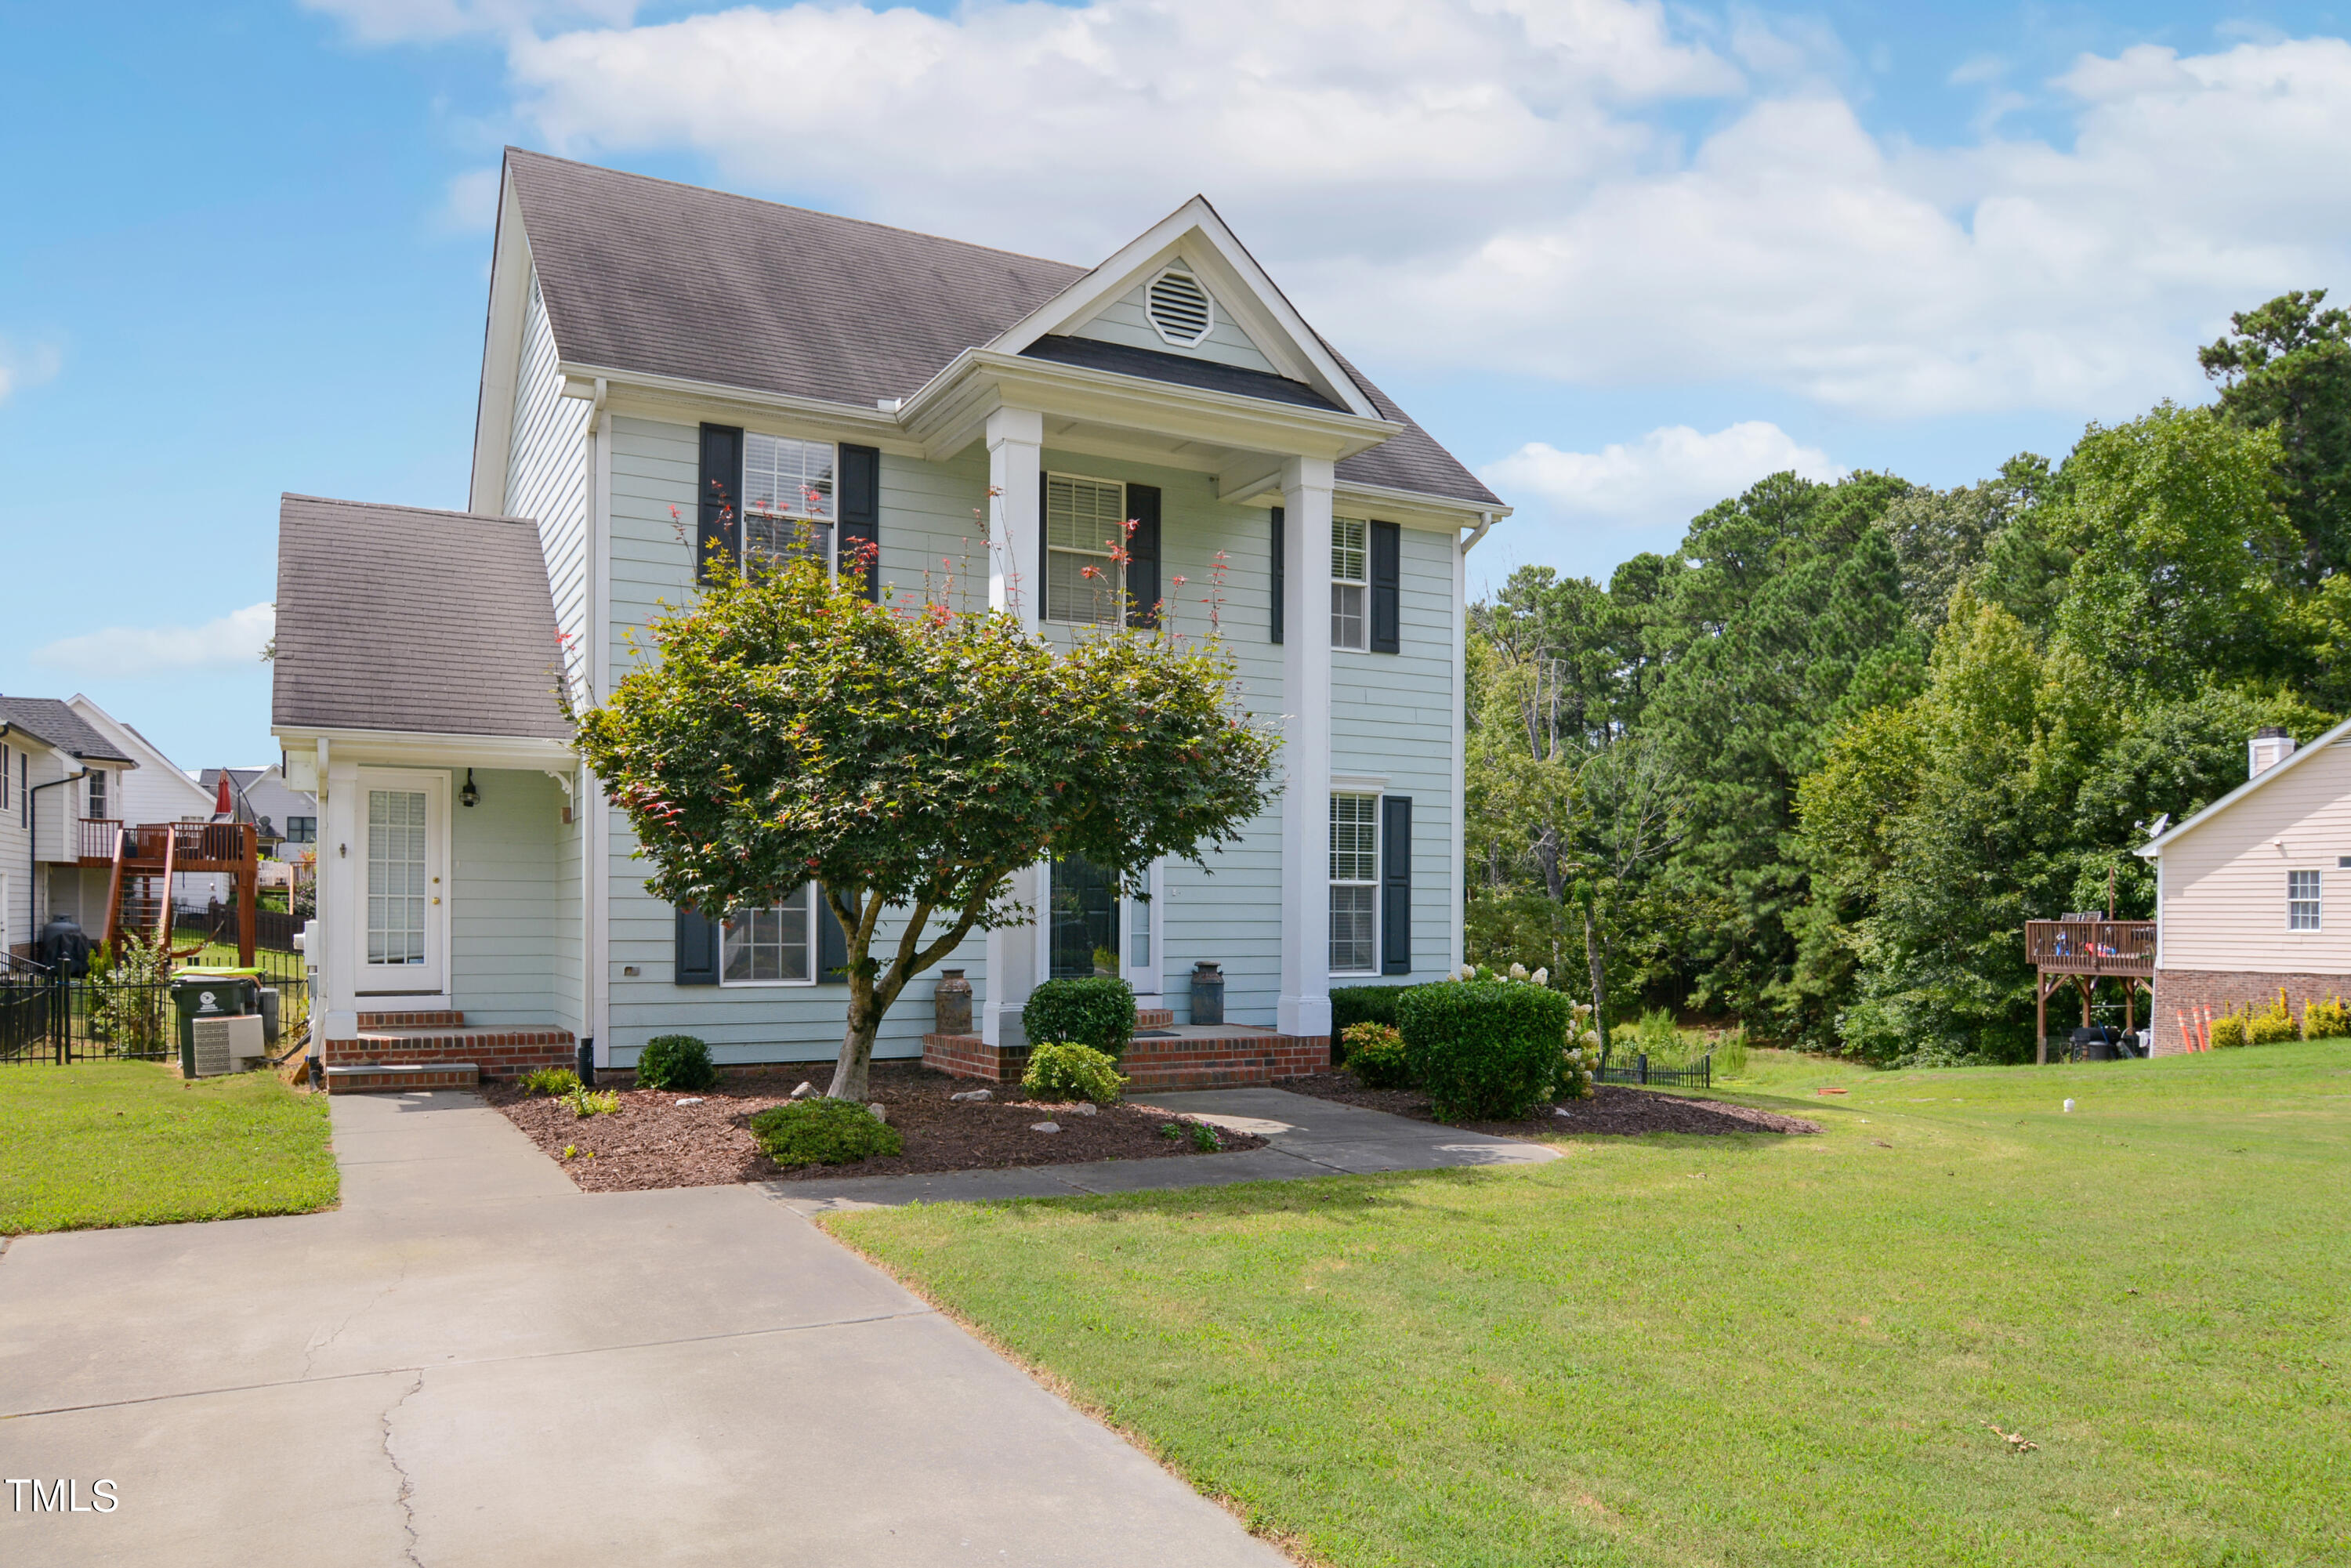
[272,150,1505,1088]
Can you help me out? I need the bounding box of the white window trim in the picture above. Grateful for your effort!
[1043,470,1128,626]
[1329,789,1381,977]
[741,431,839,577]
[719,883,822,987]
[1331,516,1369,653]
[2288,868,2322,932]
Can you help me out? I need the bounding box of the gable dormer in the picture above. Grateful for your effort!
[1068,259,1284,376]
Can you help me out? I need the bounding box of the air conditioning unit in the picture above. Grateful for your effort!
[190,1014,267,1077]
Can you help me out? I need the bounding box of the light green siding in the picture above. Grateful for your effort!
[504,273,589,701]
[450,769,572,1027]
[1073,273,1280,375]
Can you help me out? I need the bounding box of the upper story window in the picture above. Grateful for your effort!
[284,815,318,844]
[87,770,107,820]
[723,883,817,985]
[743,433,835,574]
[2290,869,2322,931]
[1331,516,1369,650]
[1330,791,1380,974]
[1045,473,1127,625]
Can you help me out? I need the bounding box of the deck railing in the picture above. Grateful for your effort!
[2024,919,2156,976]
[77,817,123,860]
[76,819,251,865]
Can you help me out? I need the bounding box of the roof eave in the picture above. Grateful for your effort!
[2135,715,2351,857]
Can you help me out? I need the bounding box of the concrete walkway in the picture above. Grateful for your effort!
[0,1090,1293,1567]
[769,1085,1559,1214]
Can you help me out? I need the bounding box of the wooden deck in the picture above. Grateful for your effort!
[2024,919,2155,979]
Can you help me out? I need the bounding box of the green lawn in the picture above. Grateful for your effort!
[829,1045,2351,1566]
[0,1063,338,1234]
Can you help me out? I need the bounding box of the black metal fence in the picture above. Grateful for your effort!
[187,900,303,954]
[1596,1048,1712,1090]
[1,962,308,1067]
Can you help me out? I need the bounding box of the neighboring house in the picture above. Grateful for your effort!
[199,766,320,864]
[272,149,1505,1083]
[2136,724,2351,1052]
[69,697,232,908]
[0,694,138,956]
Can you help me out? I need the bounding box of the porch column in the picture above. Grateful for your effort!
[1277,455,1335,1039]
[317,752,360,1044]
[983,407,1044,1047]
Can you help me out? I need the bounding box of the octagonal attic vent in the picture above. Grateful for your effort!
[1145,268,1214,348]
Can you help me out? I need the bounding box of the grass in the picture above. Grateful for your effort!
[828,1044,2351,1566]
[0,1062,338,1234]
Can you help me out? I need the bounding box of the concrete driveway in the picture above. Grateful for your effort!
[0,1090,1288,1567]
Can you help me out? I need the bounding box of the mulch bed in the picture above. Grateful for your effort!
[484,1059,1265,1193]
[1281,1074,1821,1138]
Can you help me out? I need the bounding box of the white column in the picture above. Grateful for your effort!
[320,751,360,1043]
[983,407,1044,1046]
[1278,456,1335,1039]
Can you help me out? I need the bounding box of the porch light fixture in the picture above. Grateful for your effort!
[461,769,480,809]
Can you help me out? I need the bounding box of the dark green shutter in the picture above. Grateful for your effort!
[696,424,743,585]
[837,444,880,601]
[1270,505,1285,644]
[817,889,849,982]
[1380,795,1412,975]
[675,904,720,985]
[1125,483,1161,628]
[1370,520,1400,654]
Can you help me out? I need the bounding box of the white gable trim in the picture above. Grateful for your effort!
[986,197,1379,421]
[469,165,536,516]
[2135,715,2351,859]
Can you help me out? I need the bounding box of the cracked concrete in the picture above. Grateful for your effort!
[0,1089,1294,1566]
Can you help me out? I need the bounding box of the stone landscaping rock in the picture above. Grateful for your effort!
[676,1097,705,1106]
[791,1081,816,1099]
[869,1103,888,1123]
[950,1088,993,1103]
[1030,1121,1060,1134]
[1073,1103,1098,1117]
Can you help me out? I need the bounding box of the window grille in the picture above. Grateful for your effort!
[1331,517,1368,650]
[743,433,836,574]
[723,885,815,983]
[1330,792,1379,972]
[2290,869,2322,932]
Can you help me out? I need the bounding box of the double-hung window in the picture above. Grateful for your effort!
[87,770,107,820]
[2289,870,2322,932]
[722,884,817,985]
[1331,517,1369,650]
[1045,473,1127,625]
[742,433,836,574]
[1330,792,1379,974]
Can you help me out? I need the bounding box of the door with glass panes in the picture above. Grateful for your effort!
[353,769,450,996]
[1047,855,1159,1001]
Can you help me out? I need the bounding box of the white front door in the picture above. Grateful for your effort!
[354,769,450,997]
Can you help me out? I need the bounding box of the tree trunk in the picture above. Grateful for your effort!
[1582,893,1609,1052]
[827,973,882,1102]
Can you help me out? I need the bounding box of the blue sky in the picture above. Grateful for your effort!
[3,0,2348,769]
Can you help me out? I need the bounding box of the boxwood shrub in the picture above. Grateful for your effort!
[1023,976,1136,1059]
[750,1099,903,1166]
[1397,979,1572,1122]
[1022,1041,1128,1104]
[1341,1022,1414,1089]
[1331,983,1421,1035]
[635,1034,716,1092]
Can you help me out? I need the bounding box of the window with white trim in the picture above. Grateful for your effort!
[87,770,107,820]
[742,433,836,574]
[722,884,817,984]
[1331,516,1368,650]
[2289,869,2322,931]
[1045,473,1127,625]
[1331,791,1379,974]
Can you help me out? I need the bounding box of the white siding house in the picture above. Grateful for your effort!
[2137,722,2351,1052]
[273,150,1508,1089]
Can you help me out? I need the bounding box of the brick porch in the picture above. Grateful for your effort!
[321,1009,575,1092]
[924,1024,1329,1092]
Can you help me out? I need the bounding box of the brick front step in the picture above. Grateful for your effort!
[1135,1007,1176,1028]
[924,1028,1329,1090]
[322,1024,574,1080]
[327,1063,479,1094]
[357,1009,465,1030]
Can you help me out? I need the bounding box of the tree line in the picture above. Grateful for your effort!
[1465,290,2351,1063]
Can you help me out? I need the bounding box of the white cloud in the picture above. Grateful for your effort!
[301,0,632,44]
[435,167,502,232]
[398,4,2351,420]
[32,604,276,680]
[1483,422,1842,527]
[0,340,62,404]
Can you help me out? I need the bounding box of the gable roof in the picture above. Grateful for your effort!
[0,696,135,766]
[64,700,212,805]
[273,494,571,742]
[502,149,1499,508]
[2135,716,2351,858]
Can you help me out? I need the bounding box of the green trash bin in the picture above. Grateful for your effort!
[174,969,259,1075]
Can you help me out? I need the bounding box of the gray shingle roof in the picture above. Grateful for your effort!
[0,697,134,766]
[505,150,1499,509]
[273,494,571,741]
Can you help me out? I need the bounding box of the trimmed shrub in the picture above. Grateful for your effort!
[750,1099,903,1166]
[635,1034,717,1092]
[1022,1041,1128,1105]
[1342,1022,1415,1089]
[2304,995,2351,1040]
[2210,1011,2249,1048]
[1399,976,1573,1121]
[1331,984,1422,1038]
[519,1066,580,1097]
[1023,977,1136,1059]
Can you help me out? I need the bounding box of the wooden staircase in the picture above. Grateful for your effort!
[87,821,258,962]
